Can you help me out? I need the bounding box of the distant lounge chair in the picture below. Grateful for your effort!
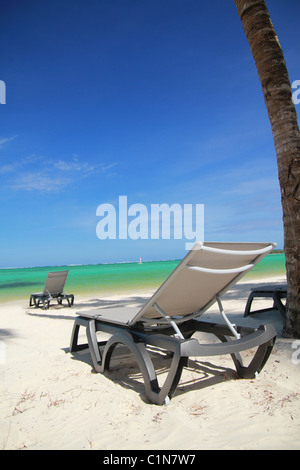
[244,284,287,318]
[70,242,277,405]
[30,270,74,309]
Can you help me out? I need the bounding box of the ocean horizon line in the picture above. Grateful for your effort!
[0,249,284,271]
[0,253,286,304]
[0,257,179,271]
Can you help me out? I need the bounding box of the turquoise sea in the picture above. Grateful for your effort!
[0,254,286,303]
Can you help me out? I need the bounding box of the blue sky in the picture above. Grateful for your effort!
[0,0,299,267]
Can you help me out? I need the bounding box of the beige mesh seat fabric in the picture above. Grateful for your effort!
[30,270,74,309]
[70,242,277,405]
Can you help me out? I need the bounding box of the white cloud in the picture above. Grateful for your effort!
[11,172,71,192]
[0,154,42,175]
[0,136,16,148]
[1,154,118,192]
[0,163,16,174]
[222,176,279,197]
[53,158,118,175]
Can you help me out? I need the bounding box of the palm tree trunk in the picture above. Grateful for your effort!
[234,0,300,338]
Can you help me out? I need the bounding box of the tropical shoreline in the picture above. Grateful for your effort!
[1,272,300,450]
[0,253,286,304]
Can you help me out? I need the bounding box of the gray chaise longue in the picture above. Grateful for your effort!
[30,270,74,309]
[70,242,277,405]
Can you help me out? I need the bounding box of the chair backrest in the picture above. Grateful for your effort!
[129,241,276,325]
[43,270,69,295]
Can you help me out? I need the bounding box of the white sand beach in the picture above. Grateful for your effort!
[0,274,299,450]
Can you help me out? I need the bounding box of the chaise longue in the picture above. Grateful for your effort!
[30,270,74,309]
[70,242,277,405]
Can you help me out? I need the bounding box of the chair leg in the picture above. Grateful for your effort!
[70,318,276,405]
[217,333,275,379]
[244,292,255,316]
[70,317,99,356]
[273,292,286,318]
[100,331,187,406]
[70,321,85,352]
[30,295,40,308]
[70,319,187,405]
